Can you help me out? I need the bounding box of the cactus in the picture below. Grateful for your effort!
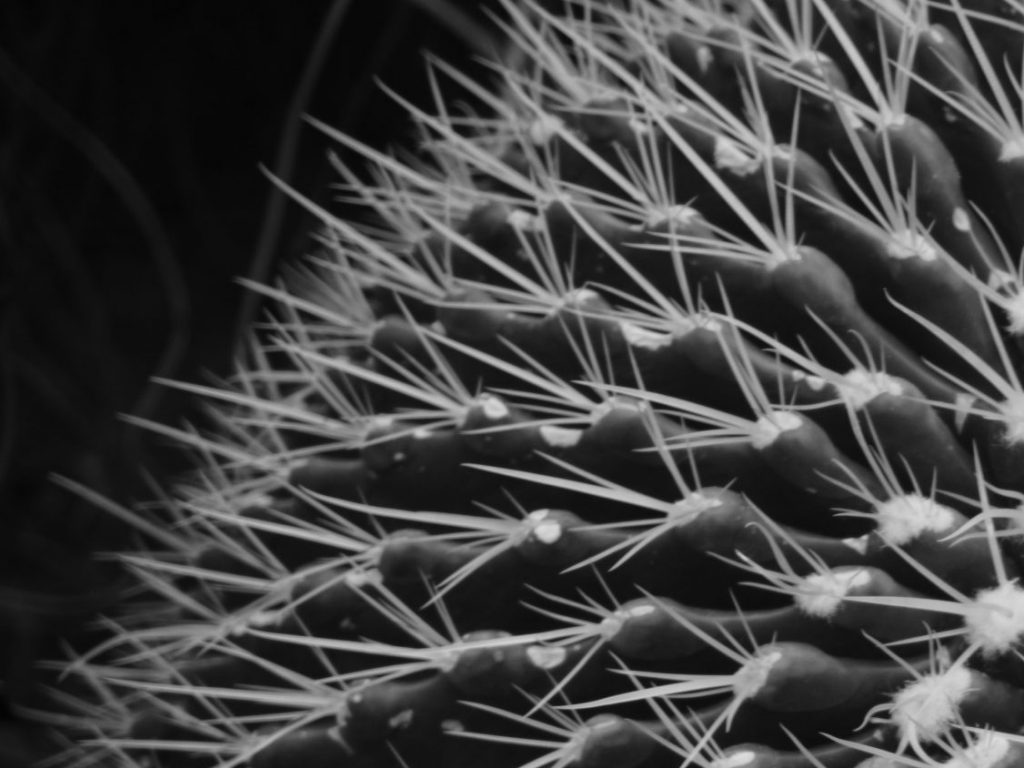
[46,1,1024,766]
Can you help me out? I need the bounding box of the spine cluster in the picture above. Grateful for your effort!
[55,1,1024,767]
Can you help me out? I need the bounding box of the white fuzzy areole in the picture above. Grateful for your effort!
[890,666,972,745]
[837,100,866,130]
[620,321,674,350]
[795,568,873,618]
[954,392,976,434]
[344,567,382,589]
[885,228,937,261]
[387,709,414,731]
[1002,506,1024,540]
[965,581,1024,656]
[506,209,544,232]
[559,287,602,310]
[791,370,828,391]
[528,114,564,145]
[539,425,583,447]
[711,750,757,768]
[880,110,908,129]
[842,535,870,555]
[1005,291,1024,336]
[627,116,651,135]
[601,603,655,640]
[713,136,761,176]
[1000,134,1024,162]
[793,49,834,77]
[526,509,563,545]
[368,415,395,430]
[839,368,905,409]
[626,604,655,617]
[591,397,644,424]
[952,207,971,231]
[696,45,713,73]
[645,204,698,229]
[526,645,567,670]
[233,609,283,636]
[734,649,782,700]
[698,315,723,333]
[988,269,1024,334]
[668,492,723,522]
[532,520,562,544]
[477,394,509,421]
[998,392,1024,444]
[750,410,802,450]
[945,731,1011,768]
[874,494,955,545]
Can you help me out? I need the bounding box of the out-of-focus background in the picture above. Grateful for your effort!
[0,1,499,762]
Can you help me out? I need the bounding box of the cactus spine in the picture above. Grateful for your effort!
[49,1,1024,767]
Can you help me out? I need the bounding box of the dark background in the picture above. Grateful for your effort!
[0,1,499,762]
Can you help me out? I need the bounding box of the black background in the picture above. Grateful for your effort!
[0,1,497,761]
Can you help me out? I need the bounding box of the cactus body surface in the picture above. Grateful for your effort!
[53,1,1024,767]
